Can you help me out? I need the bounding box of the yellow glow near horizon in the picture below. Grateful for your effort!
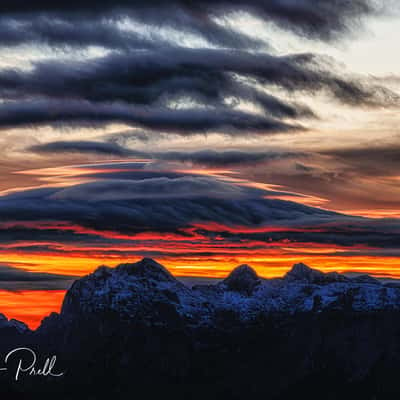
[1,253,400,280]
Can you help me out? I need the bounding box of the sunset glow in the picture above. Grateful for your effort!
[0,162,399,328]
[0,0,399,331]
[0,290,65,329]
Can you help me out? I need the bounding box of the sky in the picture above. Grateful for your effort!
[0,0,399,328]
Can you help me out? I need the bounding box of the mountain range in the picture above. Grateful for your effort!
[1,258,400,399]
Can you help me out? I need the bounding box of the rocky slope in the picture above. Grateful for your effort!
[2,258,400,399]
[56,258,400,327]
[0,313,29,334]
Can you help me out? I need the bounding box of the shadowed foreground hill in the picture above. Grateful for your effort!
[1,258,400,399]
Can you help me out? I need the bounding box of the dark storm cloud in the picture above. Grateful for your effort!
[0,264,77,290]
[152,150,305,166]
[0,16,164,50]
[31,140,305,166]
[106,130,154,144]
[0,225,131,245]
[0,0,393,134]
[0,8,262,50]
[0,264,77,282]
[30,140,135,157]
[78,170,200,181]
[0,170,398,253]
[197,226,400,250]
[49,175,298,202]
[0,99,299,134]
[0,0,394,139]
[0,49,395,109]
[0,0,381,42]
[0,48,396,133]
[0,177,339,235]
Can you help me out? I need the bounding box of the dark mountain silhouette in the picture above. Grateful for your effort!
[1,258,400,399]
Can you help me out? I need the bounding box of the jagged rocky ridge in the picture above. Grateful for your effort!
[3,259,400,400]
[55,258,400,327]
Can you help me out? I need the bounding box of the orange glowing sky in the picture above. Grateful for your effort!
[2,251,400,329]
[0,290,65,330]
[0,161,398,328]
[0,164,398,275]
[0,7,399,329]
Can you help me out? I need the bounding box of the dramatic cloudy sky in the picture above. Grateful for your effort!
[0,0,400,327]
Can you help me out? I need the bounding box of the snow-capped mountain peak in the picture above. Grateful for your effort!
[284,263,349,284]
[285,263,323,281]
[222,264,261,295]
[53,259,400,330]
[115,257,176,283]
